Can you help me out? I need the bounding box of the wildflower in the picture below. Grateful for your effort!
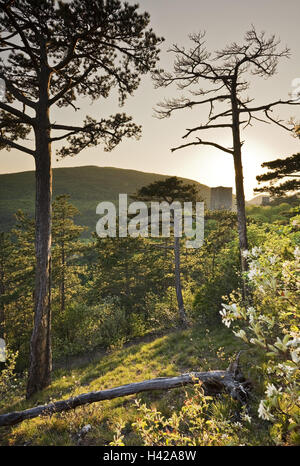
[268,255,277,265]
[219,309,231,328]
[242,413,252,424]
[246,307,256,323]
[290,349,300,364]
[233,329,248,342]
[258,401,275,422]
[286,337,300,348]
[251,246,262,257]
[265,383,281,398]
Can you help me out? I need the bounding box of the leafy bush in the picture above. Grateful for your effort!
[53,297,128,358]
[0,348,23,408]
[110,384,251,446]
[193,242,240,325]
[220,220,300,445]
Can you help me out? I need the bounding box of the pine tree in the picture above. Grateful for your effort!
[255,153,300,197]
[0,0,162,396]
[52,195,87,315]
[133,177,200,327]
[153,27,300,284]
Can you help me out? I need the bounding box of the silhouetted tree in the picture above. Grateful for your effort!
[154,27,299,287]
[255,153,300,197]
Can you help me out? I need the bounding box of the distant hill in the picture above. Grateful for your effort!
[0,166,211,235]
[248,194,270,206]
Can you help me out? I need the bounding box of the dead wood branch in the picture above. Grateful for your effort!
[0,356,250,427]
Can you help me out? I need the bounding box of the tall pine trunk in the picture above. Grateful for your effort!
[174,236,188,327]
[231,85,249,300]
[0,256,5,341]
[26,61,52,398]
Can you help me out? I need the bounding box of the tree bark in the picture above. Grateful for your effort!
[174,236,188,327]
[60,237,65,314]
[231,86,249,278]
[0,360,250,427]
[26,57,52,399]
[0,259,5,341]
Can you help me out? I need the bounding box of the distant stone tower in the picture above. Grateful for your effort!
[261,196,270,206]
[210,186,232,211]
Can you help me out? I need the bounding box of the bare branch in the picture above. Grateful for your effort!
[171,137,233,155]
[239,99,300,115]
[155,94,231,119]
[264,109,296,132]
[182,123,236,139]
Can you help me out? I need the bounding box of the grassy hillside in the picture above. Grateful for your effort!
[0,325,271,446]
[0,166,211,235]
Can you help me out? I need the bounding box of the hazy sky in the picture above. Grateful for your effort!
[1,0,299,199]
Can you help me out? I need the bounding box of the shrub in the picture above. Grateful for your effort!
[110,384,251,446]
[0,348,23,408]
[53,297,128,358]
[220,221,300,445]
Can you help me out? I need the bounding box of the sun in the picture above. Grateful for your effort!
[181,140,273,200]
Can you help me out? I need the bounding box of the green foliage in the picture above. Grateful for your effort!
[0,326,261,446]
[111,384,254,447]
[246,203,299,225]
[192,211,241,324]
[220,217,300,445]
[255,153,300,197]
[53,298,128,359]
[90,234,175,326]
[0,213,35,368]
[0,348,23,409]
[1,197,89,369]
[52,194,87,315]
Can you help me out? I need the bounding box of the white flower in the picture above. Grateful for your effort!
[248,264,263,280]
[220,308,232,327]
[268,255,277,265]
[242,413,252,424]
[258,400,275,421]
[265,383,281,398]
[231,303,240,317]
[277,363,297,374]
[223,318,232,328]
[286,337,300,348]
[219,308,227,318]
[233,329,248,342]
[246,307,256,323]
[290,349,300,364]
[251,246,262,258]
[294,246,300,259]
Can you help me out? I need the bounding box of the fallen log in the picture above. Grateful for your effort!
[0,354,250,427]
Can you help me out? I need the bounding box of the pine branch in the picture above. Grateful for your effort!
[171,137,234,155]
[0,137,35,156]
